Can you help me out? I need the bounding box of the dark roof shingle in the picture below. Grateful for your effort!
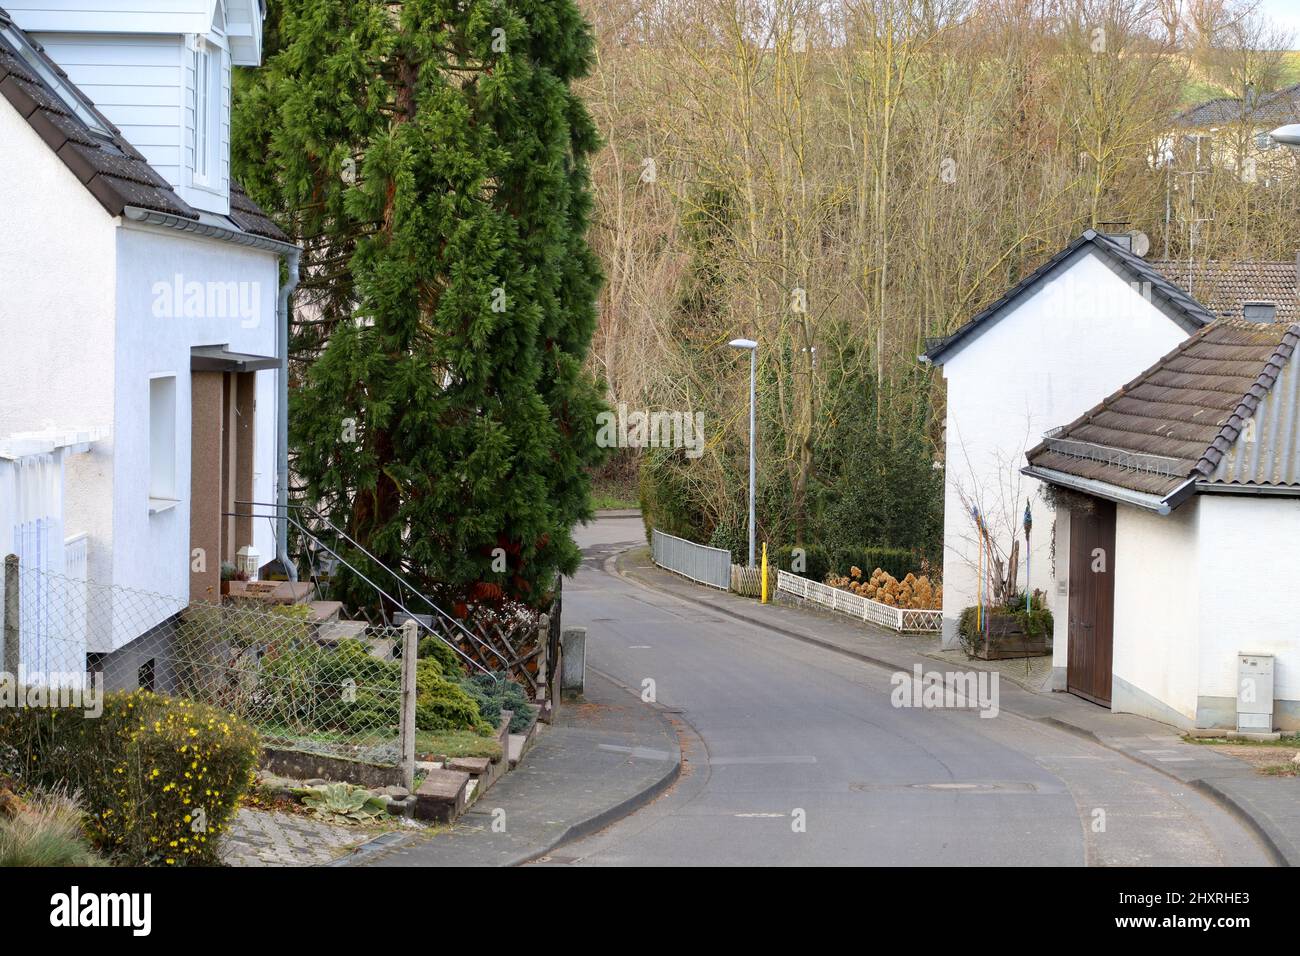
[1026,320,1300,502]
[0,8,289,244]
[1151,260,1298,322]
[1175,82,1300,128]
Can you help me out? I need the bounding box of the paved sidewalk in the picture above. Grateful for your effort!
[220,808,384,866]
[619,547,1300,866]
[342,669,681,867]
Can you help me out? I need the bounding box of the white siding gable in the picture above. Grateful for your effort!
[937,247,1192,648]
[30,33,185,187]
[6,0,261,62]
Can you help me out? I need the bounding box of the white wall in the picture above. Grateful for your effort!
[937,246,1190,646]
[0,100,118,582]
[1110,501,1201,724]
[111,222,280,648]
[1196,495,1300,714]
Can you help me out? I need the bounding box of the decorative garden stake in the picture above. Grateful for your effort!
[1023,499,1033,613]
[971,506,983,635]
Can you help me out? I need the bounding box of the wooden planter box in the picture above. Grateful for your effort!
[969,614,1051,660]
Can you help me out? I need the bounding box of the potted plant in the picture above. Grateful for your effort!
[958,590,1052,660]
[220,562,248,596]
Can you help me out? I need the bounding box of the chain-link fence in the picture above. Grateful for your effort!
[4,561,409,768]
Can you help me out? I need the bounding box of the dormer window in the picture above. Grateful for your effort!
[190,37,221,188]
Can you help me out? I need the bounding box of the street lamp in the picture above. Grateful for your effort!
[729,338,758,567]
[1269,124,1300,147]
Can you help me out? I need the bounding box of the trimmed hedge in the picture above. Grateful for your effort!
[458,672,535,733]
[415,658,491,733]
[0,691,259,866]
[418,634,465,675]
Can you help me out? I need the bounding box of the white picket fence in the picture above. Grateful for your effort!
[776,570,942,633]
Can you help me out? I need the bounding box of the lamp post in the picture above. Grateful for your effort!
[1269,123,1300,147]
[729,337,758,567]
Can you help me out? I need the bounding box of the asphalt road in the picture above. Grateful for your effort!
[552,513,1272,867]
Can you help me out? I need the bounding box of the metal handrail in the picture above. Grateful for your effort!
[229,503,503,678]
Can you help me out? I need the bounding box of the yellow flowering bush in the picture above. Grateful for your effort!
[0,690,259,865]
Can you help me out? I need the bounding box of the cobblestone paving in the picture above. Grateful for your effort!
[220,808,378,867]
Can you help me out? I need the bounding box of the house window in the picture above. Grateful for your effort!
[86,653,106,685]
[191,40,221,187]
[137,658,156,693]
[149,375,177,511]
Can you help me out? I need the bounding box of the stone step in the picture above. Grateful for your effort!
[226,580,315,606]
[315,619,369,644]
[507,734,526,770]
[414,769,471,823]
[308,600,344,624]
[447,756,492,777]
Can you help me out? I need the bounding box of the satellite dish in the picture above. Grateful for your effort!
[1128,230,1151,258]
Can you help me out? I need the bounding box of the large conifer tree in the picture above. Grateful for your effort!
[233,0,606,609]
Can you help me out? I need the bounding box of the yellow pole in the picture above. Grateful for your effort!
[761,542,769,604]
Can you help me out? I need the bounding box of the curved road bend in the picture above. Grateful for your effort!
[546,513,1273,867]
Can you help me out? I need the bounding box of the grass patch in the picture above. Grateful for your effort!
[1260,763,1299,777]
[1185,733,1300,747]
[415,729,503,762]
[592,492,640,510]
[0,789,104,867]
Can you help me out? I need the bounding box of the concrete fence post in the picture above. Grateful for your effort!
[3,554,18,678]
[535,612,549,701]
[398,618,419,792]
[560,626,587,698]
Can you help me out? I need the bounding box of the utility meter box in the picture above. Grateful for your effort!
[1236,654,1274,732]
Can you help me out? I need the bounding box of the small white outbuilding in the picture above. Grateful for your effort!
[1025,318,1300,730]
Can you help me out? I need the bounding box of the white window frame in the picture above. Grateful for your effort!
[189,37,223,191]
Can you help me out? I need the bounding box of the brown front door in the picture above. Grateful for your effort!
[1068,499,1116,706]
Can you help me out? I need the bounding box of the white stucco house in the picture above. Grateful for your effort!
[924,227,1300,729]
[0,0,297,688]
[921,231,1215,655]
[1025,318,1300,731]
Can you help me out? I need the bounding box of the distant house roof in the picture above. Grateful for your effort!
[1152,260,1298,323]
[0,7,287,243]
[1174,82,1300,128]
[920,230,1215,365]
[1024,319,1300,512]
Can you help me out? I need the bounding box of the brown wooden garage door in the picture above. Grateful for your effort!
[1068,499,1116,706]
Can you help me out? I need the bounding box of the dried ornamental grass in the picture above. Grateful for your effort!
[825,567,942,610]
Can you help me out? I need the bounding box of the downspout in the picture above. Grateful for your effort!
[276,248,301,581]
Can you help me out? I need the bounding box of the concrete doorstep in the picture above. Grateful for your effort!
[616,546,1300,867]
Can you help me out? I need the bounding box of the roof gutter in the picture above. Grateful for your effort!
[276,248,301,581]
[122,206,298,255]
[125,205,301,579]
[1193,481,1300,497]
[1022,465,1197,515]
